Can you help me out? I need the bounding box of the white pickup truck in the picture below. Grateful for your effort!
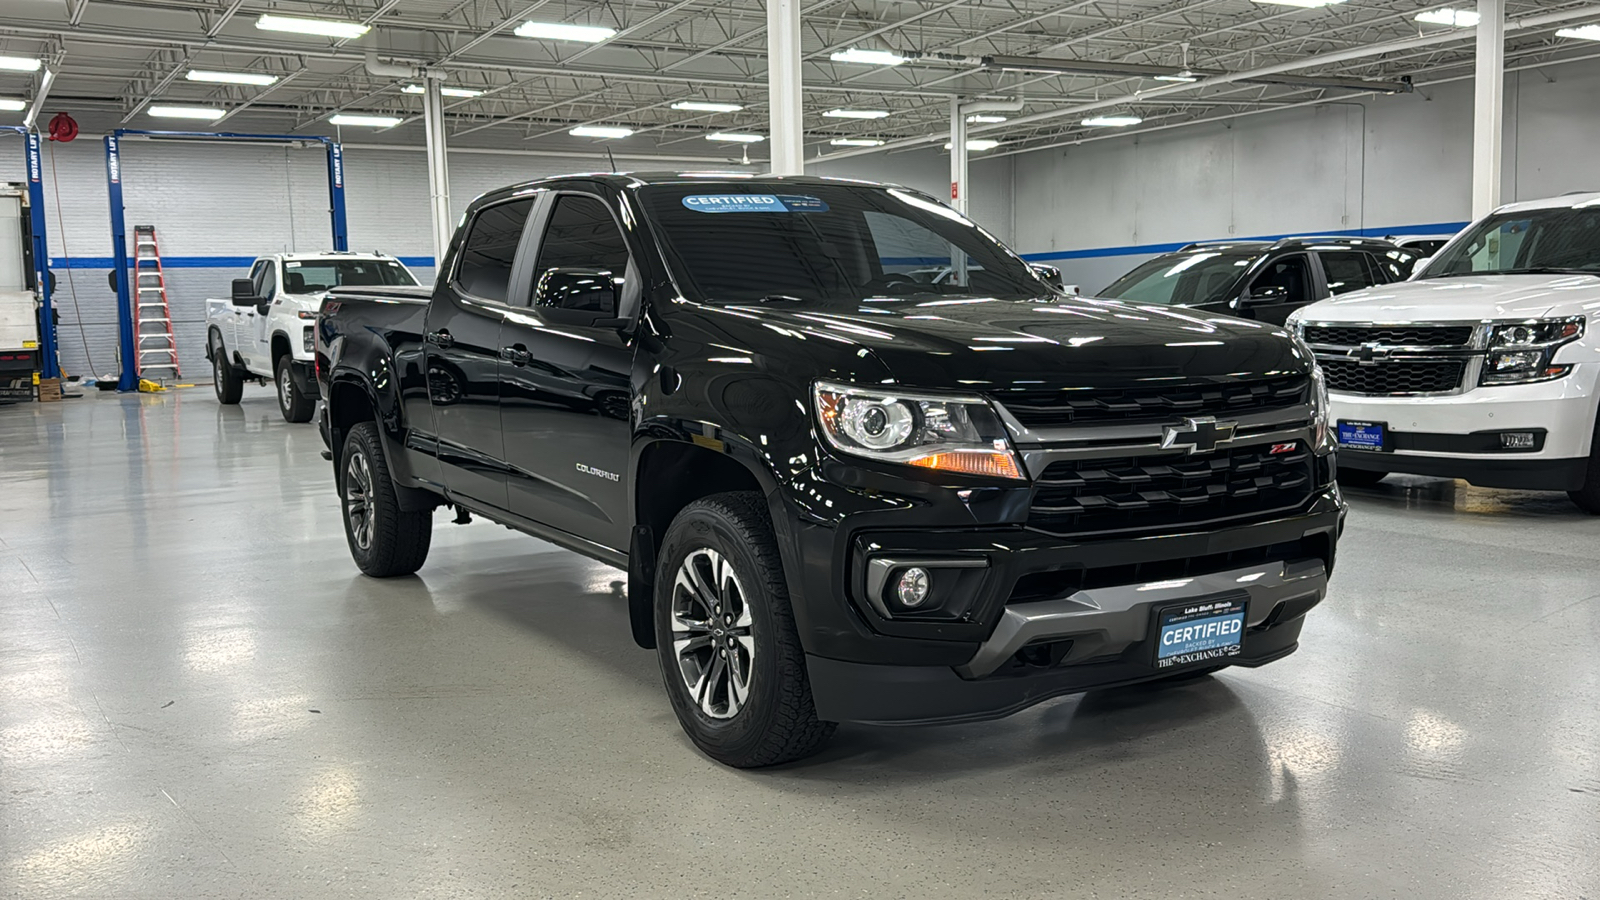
[1289,191,1600,511]
[205,252,418,422]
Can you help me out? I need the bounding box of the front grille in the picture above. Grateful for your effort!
[1008,538,1318,605]
[1303,325,1474,347]
[1320,358,1464,395]
[996,375,1308,428]
[1027,444,1314,538]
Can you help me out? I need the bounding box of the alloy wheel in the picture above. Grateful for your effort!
[279,368,293,408]
[344,450,374,551]
[670,547,755,719]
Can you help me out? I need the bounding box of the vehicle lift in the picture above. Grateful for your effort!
[104,131,350,392]
[1,126,61,388]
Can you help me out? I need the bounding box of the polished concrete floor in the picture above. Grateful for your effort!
[2,387,1598,899]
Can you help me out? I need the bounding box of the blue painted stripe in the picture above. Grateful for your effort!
[48,254,439,270]
[1017,221,1472,263]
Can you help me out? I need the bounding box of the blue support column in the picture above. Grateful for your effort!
[327,141,349,251]
[24,131,60,379]
[105,135,137,392]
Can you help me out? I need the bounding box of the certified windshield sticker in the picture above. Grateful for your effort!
[682,194,830,214]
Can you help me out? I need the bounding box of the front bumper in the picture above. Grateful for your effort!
[786,486,1344,725]
[1329,365,1598,491]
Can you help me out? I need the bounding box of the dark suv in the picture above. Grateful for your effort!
[1098,237,1421,325]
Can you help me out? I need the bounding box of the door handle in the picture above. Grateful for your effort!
[499,345,531,366]
[426,330,454,348]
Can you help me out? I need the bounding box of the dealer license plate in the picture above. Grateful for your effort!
[1337,420,1387,451]
[1155,597,1247,669]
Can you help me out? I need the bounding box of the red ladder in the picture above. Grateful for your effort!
[132,225,180,379]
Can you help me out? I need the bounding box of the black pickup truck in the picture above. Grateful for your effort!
[317,173,1345,767]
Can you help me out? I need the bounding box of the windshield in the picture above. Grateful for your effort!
[637,183,1050,303]
[1423,205,1600,277]
[1097,250,1258,306]
[283,258,417,292]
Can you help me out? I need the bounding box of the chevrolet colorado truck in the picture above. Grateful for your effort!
[1290,192,1600,511]
[316,173,1345,767]
[206,252,418,422]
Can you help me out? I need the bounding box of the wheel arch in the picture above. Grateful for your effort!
[627,436,777,649]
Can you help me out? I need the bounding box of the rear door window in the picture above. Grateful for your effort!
[1318,250,1380,295]
[454,198,536,303]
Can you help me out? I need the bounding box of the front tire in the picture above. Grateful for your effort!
[276,356,314,423]
[1569,430,1600,514]
[212,336,243,405]
[654,492,835,768]
[340,421,432,577]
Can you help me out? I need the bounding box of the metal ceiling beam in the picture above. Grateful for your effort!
[983,53,1413,94]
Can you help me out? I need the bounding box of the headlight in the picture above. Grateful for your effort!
[1310,364,1331,453]
[1481,317,1585,386]
[813,381,1026,480]
[1285,307,1307,339]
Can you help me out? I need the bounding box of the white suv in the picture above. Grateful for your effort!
[1289,192,1600,511]
[206,252,418,422]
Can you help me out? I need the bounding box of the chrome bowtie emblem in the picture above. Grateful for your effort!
[1161,416,1238,455]
[1350,342,1391,366]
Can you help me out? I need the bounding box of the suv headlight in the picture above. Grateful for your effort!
[1481,317,1585,386]
[1285,307,1307,340]
[813,381,1026,480]
[1310,363,1332,454]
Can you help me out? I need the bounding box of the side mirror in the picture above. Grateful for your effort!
[1242,284,1290,305]
[231,278,261,307]
[534,268,623,327]
[1029,263,1065,292]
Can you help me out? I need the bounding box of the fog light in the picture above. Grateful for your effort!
[896,567,931,608]
[1501,431,1537,450]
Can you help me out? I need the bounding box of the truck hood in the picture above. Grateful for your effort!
[701,295,1308,390]
[1295,273,1600,324]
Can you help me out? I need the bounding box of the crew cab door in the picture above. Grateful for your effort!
[424,195,539,511]
[243,261,277,371]
[224,259,266,359]
[500,188,636,551]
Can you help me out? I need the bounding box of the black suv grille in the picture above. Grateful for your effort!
[1320,359,1464,395]
[1028,444,1314,537]
[1303,325,1473,347]
[996,375,1308,428]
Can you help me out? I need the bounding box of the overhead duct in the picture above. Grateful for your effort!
[365,52,422,79]
[983,54,1413,95]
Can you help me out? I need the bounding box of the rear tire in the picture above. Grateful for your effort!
[211,336,243,405]
[654,492,835,768]
[276,356,314,423]
[1337,467,1387,488]
[340,421,432,577]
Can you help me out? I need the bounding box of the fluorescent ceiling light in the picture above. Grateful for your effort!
[830,138,885,147]
[943,139,1001,151]
[1252,0,1347,6]
[570,125,634,138]
[187,70,279,86]
[329,113,402,127]
[0,99,26,112]
[707,132,765,143]
[514,21,617,42]
[402,84,484,98]
[1083,115,1143,127]
[967,114,1007,123]
[671,100,743,113]
[1154,74,1198,82]
[1415,8,1479,27]
[0,56,43,72]
[1557,24,1600,41]
[256,14,371,40]
[829,48,907,66]
[149,105,226,120]
[824,108,890,119]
